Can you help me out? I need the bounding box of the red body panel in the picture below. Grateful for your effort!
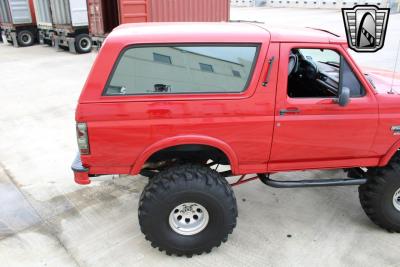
[74,22,400,180]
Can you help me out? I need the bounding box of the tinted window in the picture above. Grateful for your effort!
[104,45,258,95]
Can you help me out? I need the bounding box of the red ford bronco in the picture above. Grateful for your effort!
[72,22,400,256]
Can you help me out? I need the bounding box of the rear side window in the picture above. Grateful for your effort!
[104,45,259,96]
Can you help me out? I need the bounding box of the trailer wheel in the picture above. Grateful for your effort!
[138,164,237,257]
[17,30,35,47]
[75,34,92,54]
[359,153,400,232]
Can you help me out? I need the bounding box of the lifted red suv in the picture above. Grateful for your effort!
[72,22,400,256]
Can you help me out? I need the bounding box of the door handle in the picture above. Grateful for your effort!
[279,108,300,115]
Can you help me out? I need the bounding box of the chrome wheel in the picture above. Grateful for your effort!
[393,188,400,212]
[169,202,209,236]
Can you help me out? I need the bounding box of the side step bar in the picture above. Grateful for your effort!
[258,174,367,188]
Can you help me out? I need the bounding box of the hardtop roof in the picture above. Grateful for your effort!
[108,22,346,45]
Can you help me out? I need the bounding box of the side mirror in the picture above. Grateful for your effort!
[336,87,350,107]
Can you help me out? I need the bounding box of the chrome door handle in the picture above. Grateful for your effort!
[279,108,300,115]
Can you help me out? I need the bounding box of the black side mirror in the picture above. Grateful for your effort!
[336,87,350,107]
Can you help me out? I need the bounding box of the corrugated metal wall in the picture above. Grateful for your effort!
[150,0,229,22]
[0,0,12,23]
[49,0,87,27]
[92,0,229,36]
[87,0,103,34]
[10,0,33,23]
[68,0,88,26]
[120,0,229,24]
[49,0,71,25]
[0,0,34,24]
[119,0,148,24]
[33,0,52,25]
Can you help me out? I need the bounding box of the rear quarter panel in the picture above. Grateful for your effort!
[77,37,279,175]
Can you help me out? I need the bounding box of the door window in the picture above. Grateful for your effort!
[287,48,365,98]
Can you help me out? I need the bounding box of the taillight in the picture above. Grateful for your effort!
[76,122,90,155]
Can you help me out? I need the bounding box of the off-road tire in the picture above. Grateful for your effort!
[138,164,238,257]
[17,30,35,47]
[359,153,400,232]
[74,34,92,54]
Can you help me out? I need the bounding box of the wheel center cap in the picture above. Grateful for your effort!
[184,211,193,216]
[169,202,209,236]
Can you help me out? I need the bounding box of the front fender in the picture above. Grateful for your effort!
[130,135,239,175]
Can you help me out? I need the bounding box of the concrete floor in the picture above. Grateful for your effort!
[0,8,399,267]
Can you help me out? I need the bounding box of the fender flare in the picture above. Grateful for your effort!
[130,135,239,175]
[379,139,400,166]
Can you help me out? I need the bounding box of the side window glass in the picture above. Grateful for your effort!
[104,45,259,95]
[287,48,364,98]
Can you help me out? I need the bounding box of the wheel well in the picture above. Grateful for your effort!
[379,144,400,167]
[144,144,230,170]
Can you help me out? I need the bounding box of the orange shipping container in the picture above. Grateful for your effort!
[87,0,229,43]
